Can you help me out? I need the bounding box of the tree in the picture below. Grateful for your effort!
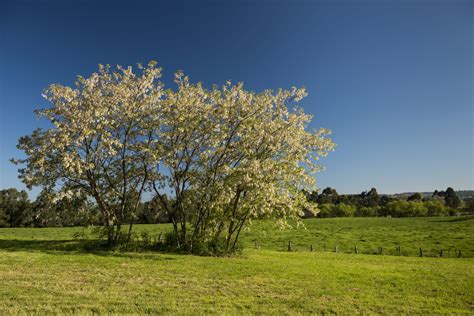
[31,189,92,227]
[332,203,356,217]
[464,198,474,213]
[149,73,335,254]
[318,187,339,204]
[444,187,461,209]
[407,192,422,201]
[384,200,428,217]
[13,62,163,246]
[13,62,335,253]
[424,200,449,217]
[359,188,380,207]
[0,188,32,227]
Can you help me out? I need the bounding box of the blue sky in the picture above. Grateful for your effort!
[0,0,472,196]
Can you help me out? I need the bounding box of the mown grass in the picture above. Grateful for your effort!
[0,249,473,314]
[0,217,473,314]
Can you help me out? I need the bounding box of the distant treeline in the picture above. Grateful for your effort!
[0,187,473,228]
[0,188,168,228]
[304,187,474,218]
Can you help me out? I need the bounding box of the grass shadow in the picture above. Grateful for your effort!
[0,239,90,252]
[0,239,178,260]
[428,215,474,223]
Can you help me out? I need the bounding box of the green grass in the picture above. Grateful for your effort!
[0,217,473,314]
[242,216,474,257]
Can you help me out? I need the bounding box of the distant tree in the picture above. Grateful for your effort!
[424,200,449,217]
[0,188,32,227]
[380,195,395,205]
[306,190,318,203]
[31,189,55,227]
[0,202,8,227]
[332,203,356,217]
[355,206,380,217]
[384,200,428,217]
[359,188,380,207]
[318,187,339,204]
[444,187,461,209]
[463,198,474,213]
[337,194,357,205]
[138,197,171,224]
[407,192,422,201]
[31,189,92,227]
[317,203,334,218]
[433,190,445,198]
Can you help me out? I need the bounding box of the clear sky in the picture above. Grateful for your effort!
[0,0,472,197]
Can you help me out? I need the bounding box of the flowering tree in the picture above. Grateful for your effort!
[150,72,335,254]
[13,62,163,246]
[14,61,335,253]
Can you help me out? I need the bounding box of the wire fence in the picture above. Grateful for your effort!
[251,240,468,258]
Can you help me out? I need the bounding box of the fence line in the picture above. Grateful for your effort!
[250,240,468,258]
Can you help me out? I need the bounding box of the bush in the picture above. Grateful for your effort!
[317,203,356,218]
[424,200,449,216]
[355,206,380,217]
[384,201,428,217]
[332,203,357,217]
[317,204,335,218]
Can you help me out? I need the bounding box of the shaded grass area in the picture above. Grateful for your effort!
[0,249,473,314]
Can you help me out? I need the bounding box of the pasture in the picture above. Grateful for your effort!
[0,217,473,314]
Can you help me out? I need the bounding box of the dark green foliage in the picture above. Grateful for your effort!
[312,187,466,218]
[0,188,32,227]
[31,189,94,227]
[359,188,380,207]
[317,187,339,204]
[384,200,428,217]
[355,206,380,217]
[407,192,422,201]
[444,187,462,209]
[317,203,356,218]
[137,199,171,224]
[463,198,474,213]
[425,200,450,217]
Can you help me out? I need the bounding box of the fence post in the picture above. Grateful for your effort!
[419,248,423,257]
[255,241,259,249]
[440,249,443,258]
[379,247,384,255]
[397,245,401,256]
[288,241,292,252]
[310,245,314,252]
[458,250,462,258]
[335,245,338,253]
[354,245,358,254]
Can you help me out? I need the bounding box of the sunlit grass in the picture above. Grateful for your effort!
[0,217,473,313]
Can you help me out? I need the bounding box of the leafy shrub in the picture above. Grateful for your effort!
[384,201,428,217]
[332,203,357,217]
[424,200,449,216]
[317,204,335,218]
[355,206,380,217]
[317,203,356,217]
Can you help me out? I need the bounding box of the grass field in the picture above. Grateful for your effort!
[0,217,473,314]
